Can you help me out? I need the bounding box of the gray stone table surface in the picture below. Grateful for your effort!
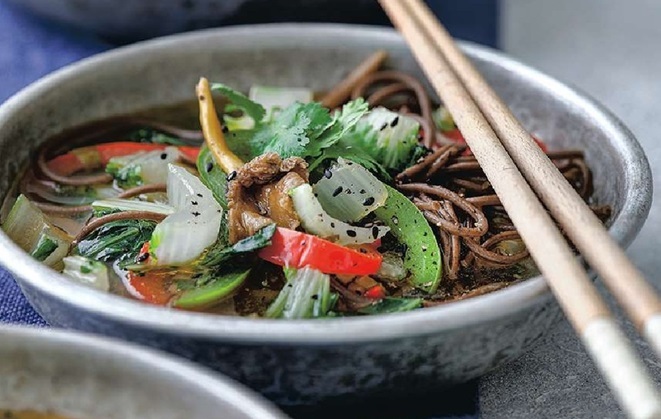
[480,1,661,417]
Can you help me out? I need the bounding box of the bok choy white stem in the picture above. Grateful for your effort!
[291,184,388,246]
[149,164,222,265]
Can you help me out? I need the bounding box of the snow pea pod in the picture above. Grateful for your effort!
[374,185,442,293]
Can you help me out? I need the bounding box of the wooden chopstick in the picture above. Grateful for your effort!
[402,0,661,346]
[379,1,661,418]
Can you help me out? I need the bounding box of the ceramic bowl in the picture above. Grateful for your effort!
[0,325,287,418]
[0,24,651,405]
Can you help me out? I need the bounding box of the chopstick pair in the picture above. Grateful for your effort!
[378,0,661,417]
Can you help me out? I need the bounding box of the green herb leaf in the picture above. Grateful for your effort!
[76,219,157,265]
[211,83,266,122]
[248,102,333,158]
[200,223,276,267]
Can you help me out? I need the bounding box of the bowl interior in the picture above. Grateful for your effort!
[0,326,286,418]
[0,24,650,342]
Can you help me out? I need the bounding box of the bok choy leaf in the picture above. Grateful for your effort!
[313,158,388,222]
[265,267,334,319]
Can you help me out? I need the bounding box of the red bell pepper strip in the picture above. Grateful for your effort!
[47,142,200,176]
[258,227,382,276]
[364,284,386,299]
[125,270,173,306]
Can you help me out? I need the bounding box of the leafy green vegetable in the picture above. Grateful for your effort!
[196,146,229,209]
[344,107,420,172]
[76,219,157,265]
[211,83,266,122]
[303,98,369,158]
[174,268,250,309]
[201,223,275,267]
[374,185,442,293]
[105,161,143,189]
[31,236,58,262]
[358,297,422,314]
[265,267,334,319]
[128,128,186,146]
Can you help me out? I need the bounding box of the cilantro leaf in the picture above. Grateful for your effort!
[248,102,333,158]
[305,98,369,158]
[211,83,266,122]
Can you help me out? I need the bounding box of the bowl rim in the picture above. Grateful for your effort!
[0,23,652,344]
[0,324,287,418]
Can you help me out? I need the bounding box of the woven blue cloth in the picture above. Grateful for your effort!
[0,2,109,326]
[0,2,486,417]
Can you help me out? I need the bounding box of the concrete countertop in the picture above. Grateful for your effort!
[480,1,661,417]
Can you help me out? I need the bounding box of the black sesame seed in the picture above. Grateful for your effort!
[191,200,198,205]
[346,189,352,195]
[323,168,333,179]
[390,116,399,127]
[346,230,357,237]
[136,253,149,262]
[372,226,379,239]
[301,241,306,246]
[222,126,229,133]
[192,211,201,217]
[363,197,375,206]
[226,171,237,181]
[160,153,168,160]
[360,189,366,194]
[332,186,343,197]
[196,193,203,197]
[311,294,319,300]
[330,222,335,228]
[379,122,388,131]
[206,162,214,173]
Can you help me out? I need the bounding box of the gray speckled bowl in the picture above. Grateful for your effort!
[0,24,652,406]
[0,325,287,418]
